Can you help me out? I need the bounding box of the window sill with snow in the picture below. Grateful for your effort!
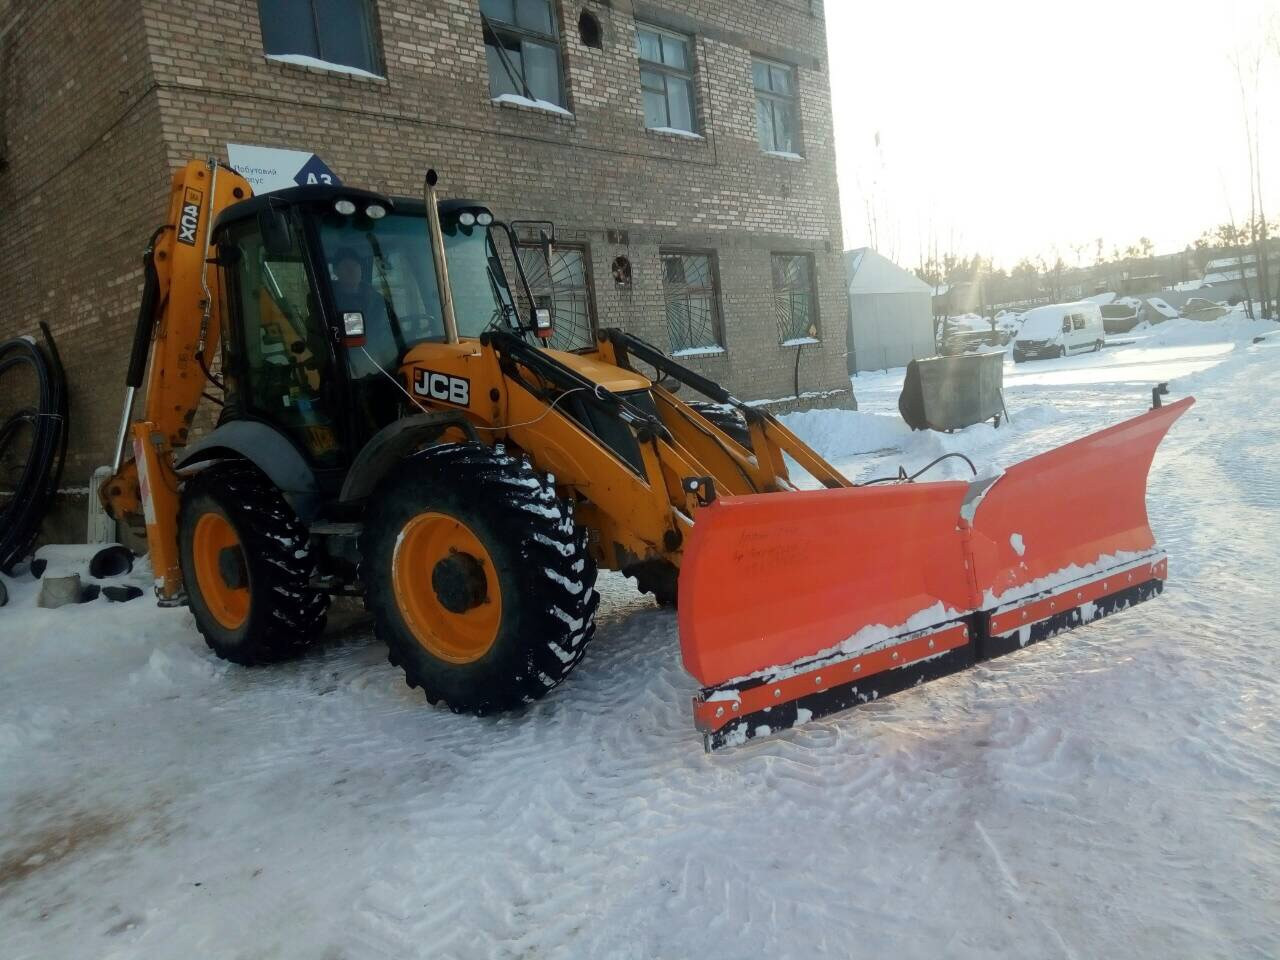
[672,346,726,358]
[645,126,705,141]
[491,94,575,120]
[265,54,388,85]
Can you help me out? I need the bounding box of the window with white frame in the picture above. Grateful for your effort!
[661,250,723,354]
[753,58,798,154]
[257,0,380,75]
[771,253,818,343]
[481,0,565,107]
[636,25,696,134]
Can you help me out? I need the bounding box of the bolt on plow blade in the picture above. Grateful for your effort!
[678,396,1193,750]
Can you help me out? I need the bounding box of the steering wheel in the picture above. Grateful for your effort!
[391,313,442,338]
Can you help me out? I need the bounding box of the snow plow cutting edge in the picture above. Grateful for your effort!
[680,396,1193,750]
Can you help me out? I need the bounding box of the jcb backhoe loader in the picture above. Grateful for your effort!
[102,158,1192,749]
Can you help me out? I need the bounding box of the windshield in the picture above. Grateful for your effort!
[317,211,515,369]
[1019,307,1066,338]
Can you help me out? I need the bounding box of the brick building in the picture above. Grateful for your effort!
[0,0,851,532]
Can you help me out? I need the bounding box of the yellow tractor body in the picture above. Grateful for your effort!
[102,159,1190,749]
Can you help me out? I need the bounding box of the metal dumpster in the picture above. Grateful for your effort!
[898,351,1005,431]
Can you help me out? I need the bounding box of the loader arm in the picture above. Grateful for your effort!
[102,159,254,596]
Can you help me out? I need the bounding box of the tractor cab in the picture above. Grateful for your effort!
[210,184,550,473]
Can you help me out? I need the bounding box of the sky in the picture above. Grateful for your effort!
[825,0,1280,269]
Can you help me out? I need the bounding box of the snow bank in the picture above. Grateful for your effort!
[3,323,1279,960]
[779,408,912,461]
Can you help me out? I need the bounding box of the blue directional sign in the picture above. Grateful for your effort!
[294,154,342,188]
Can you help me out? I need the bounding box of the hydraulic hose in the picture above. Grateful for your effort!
[0,322,68,573]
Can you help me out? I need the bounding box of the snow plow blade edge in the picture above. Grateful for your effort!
[679,396,1193,750]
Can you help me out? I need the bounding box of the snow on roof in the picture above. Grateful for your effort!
[844,248,934,297]
[1084,292,1118,305]
[1205,255,1256,272]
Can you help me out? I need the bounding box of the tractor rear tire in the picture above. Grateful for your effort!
[687,401,751,448]
[178,462,329,665]
[361,443,599,715]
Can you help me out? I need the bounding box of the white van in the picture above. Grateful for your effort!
[1012,302,1105,362]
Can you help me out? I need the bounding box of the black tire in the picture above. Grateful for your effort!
[1094,339,1103,352]
[361,443,599,715]
[178,462,329,665]
[1013,352,1026,364]
[1058,346,1067,358]
[626,559,679,608]
[687,400,751,448]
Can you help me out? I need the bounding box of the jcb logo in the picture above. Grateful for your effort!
[414,368,471,407]
[177,188,203,246]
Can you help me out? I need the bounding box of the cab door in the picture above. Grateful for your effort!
[1066,311,1088,352]
[220,212,346,471]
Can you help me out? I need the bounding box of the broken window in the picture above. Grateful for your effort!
[257,0,380,75]
[661,251,723,354]
[772,254,818,343]
[519,243,598,352]
[636,25,696,133]
[481,0,565,107]
[753,57,798,154]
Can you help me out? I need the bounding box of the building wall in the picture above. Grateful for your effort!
[1,0,851,537]
[0,0,173,537]
[848,292,935,373]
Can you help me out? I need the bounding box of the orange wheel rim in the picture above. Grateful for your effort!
[392,512,502,664]
[192,512,250,630]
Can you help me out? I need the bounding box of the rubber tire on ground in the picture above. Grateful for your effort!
[1094,339,1103,352]
[626,559,679,608]
[686,400,751,448]
[178,462,329,665]
[361,443,600,715]
[1058,346,1067,358]
[1013,353,1026,364]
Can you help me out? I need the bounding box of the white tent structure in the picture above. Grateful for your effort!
[845,248,936,373]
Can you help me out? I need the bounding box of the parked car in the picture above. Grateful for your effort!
[994,309,1023,342]
[1182,297,1229,322]
[941,313,1003,354]
[1012,302,1105,362]
[1100,297,1142,333]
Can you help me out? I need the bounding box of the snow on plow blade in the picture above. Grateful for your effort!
[679,396,1194,750]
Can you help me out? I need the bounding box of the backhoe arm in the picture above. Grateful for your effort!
[101,158,253,596]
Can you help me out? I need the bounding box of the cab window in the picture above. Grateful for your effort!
[223,216,342,466]
[1072,314,1086,331]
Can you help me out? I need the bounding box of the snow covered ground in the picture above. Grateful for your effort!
[2,316,1278,959]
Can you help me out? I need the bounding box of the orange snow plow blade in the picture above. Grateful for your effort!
[679,396,1193,750]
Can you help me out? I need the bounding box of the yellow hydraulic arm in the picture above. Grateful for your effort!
[103,158,253,597]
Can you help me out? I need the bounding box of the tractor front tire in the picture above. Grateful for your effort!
[361,443,599,715]
[178,462,329,665]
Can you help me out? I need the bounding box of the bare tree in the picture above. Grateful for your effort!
[1232,34,1274,320]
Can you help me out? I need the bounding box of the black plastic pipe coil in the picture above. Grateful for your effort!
[0,323,68,573]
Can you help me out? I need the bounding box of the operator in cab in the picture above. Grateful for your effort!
[330,246,408,429]
[331,246,403,379]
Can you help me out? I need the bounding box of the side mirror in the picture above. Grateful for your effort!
[212,243,243,268]
[534,228,556,340]
[258,205,293,259]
